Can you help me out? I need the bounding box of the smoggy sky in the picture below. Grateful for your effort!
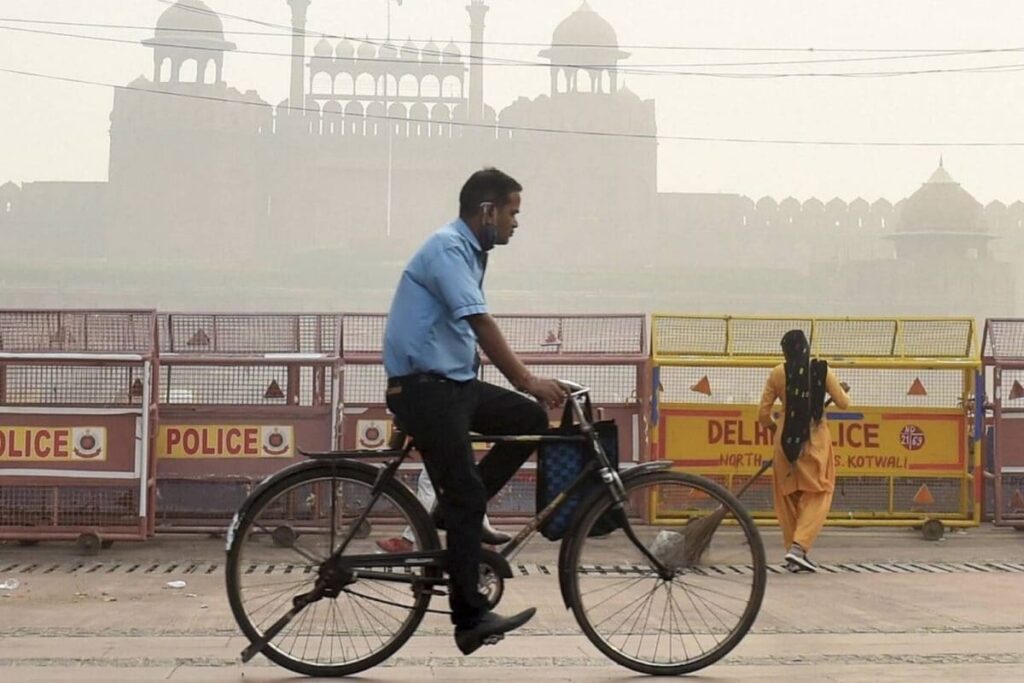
[2,0,1023,203]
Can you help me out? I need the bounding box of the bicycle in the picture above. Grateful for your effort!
[225,380,767,676]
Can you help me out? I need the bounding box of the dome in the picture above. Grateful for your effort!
[379,41,398,59]
[442,40,462,62]
[313,38,333,58]
[539,2,629,65]
[896,161,985,234]
[146,0,236,52]
[422,39,441,63]
[401,38,420,61]
[357,38,376,59]
[552,1,618,48]
[335,39,355,59]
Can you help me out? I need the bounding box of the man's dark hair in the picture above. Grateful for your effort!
[459,168,522,218]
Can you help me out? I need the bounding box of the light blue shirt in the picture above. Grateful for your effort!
[384,218,487,382]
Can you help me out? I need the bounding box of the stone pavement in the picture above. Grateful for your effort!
[0,525,1022,682]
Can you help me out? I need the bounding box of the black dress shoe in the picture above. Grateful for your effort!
[482,525,512,546]
[455,608,536,655]
[432,511,512,546]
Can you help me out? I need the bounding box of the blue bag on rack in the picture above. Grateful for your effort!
[536,396,621,541]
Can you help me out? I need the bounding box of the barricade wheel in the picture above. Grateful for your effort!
[271,525,297,548]
[478,562,504,609]
[76,532,102,556]
[922,519,944,541]
[352,519,372,539]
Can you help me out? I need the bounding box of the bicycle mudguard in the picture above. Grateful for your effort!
[556,460,673,609]
[225,458,390,553]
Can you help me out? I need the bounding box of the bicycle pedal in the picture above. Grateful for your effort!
[482,633,504,646]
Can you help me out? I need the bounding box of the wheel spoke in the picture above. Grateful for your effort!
[569,472,765,674]
[227,469,435,676]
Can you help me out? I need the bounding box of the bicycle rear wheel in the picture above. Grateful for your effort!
[225,462,439,676]
[564,470,766,676]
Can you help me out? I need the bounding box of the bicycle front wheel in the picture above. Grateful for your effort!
[564,470,766,676]
[225,462,439,677]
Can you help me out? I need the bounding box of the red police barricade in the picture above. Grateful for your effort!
[0,310,159,553]
[340,313,649,518]
[982,319,1024,529]
[154,313,341,532]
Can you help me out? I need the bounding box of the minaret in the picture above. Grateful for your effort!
[466,1,489,121]
[288,0,311,112]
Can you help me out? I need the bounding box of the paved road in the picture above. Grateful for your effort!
[1,525,1022,682]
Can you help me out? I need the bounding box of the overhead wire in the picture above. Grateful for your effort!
[3,64,1024,148]
[4,22,1024,79]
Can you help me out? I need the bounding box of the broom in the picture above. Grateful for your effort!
[678,388,847,567]
[678,458,774,567]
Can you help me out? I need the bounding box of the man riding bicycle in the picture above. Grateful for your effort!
[383,168,567,655]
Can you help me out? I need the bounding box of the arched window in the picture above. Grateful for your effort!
[421,74,440,98]
[431,103,451,138]
[311,72,333,94]
[4,201,11,213]
[366,102,385,135]
[410,103,428,136]
[441,75,462,98]
[355,73,375,97]
[204,60,217,84]
[398,74,418,98]
[577,70,592,93]
[556,69,568,94]
[385,74,398,97]
[335,72,354,95]
[178,59,198,83]
[389,102,407,136]
[345,101,365,135]
[159,57,172,83]
[309,72,329,93]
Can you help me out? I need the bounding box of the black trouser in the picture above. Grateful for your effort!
[386,375,548,630]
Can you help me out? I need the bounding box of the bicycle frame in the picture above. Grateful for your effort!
[315,383,670,582]
[239,384,672,663]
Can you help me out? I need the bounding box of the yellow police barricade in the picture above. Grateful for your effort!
[650,315,980,539]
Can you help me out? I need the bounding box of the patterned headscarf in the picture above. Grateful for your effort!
[780,329,828,463]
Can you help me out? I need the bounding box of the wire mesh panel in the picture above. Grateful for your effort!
[342,314,387,355]
[0,310,155,354]
[160,313,341,355]
[983,319,1024,360]
[342,363,388,405]
[497,315,645,355]
[813,319,897,357]
[481,364,640,404]
[161,365,292,405]
[900,320,974,358]
[652,314,979,528]
[653,315,976,361]
[2,365,148,406]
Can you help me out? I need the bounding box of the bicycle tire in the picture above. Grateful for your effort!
[226,461,439,676]
[564,470,766,676]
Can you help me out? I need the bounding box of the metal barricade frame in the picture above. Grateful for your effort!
[153,313,342,532]
[0,309,159,547]
[981,318,1024,528]
[650,314,981,533]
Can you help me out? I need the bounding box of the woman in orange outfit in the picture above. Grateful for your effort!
[758,329,850,572]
